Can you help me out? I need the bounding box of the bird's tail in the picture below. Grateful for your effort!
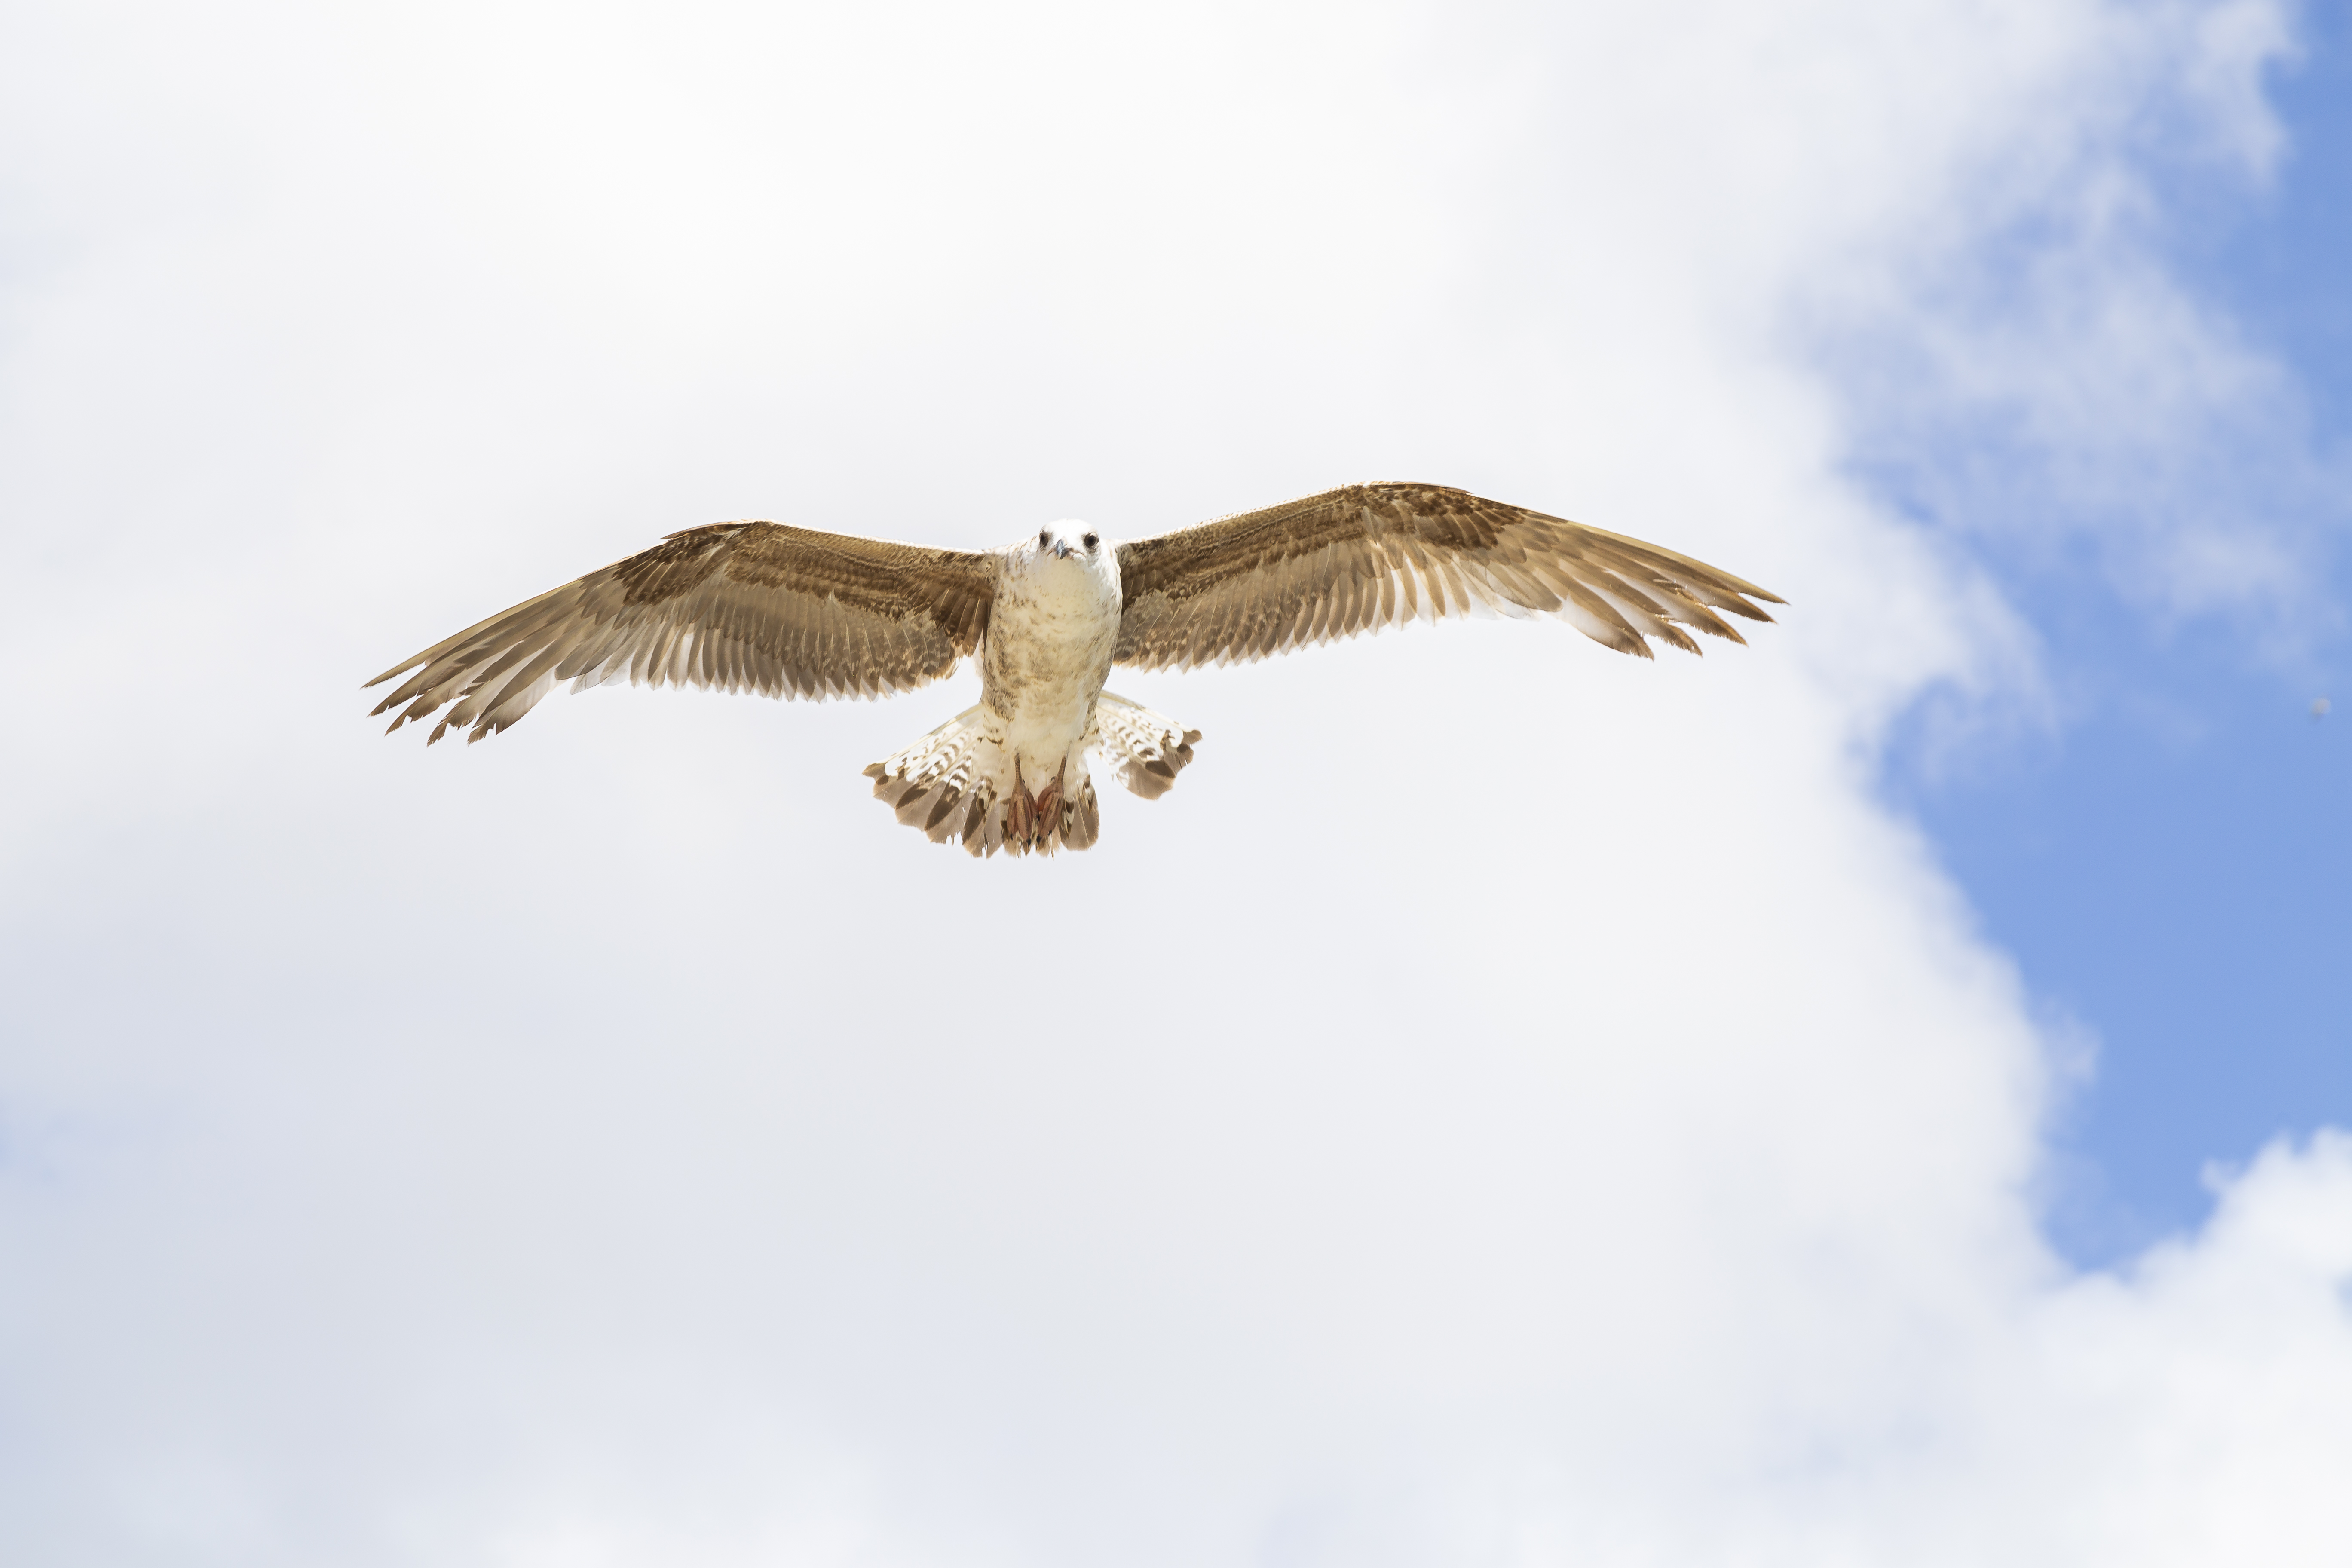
[864,705,1102,859]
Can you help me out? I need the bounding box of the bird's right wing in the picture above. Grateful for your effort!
[366,522,998,744]
[1113,482,1781,670]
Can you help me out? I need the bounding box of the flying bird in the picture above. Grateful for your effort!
[367,482,1782,857]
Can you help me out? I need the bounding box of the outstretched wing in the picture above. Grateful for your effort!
[367,522,998,744]
[1112,482,1782,670]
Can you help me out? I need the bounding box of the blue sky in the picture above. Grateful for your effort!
[4,3,2351,1562]
[1883,1,2350,1262]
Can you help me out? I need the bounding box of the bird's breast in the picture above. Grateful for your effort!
[982,570,1120,741]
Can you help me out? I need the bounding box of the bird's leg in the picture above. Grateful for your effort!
[1033,758,1066,839]
[1007,756,1037,848]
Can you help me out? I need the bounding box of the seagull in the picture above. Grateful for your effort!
[367,482,1782,857]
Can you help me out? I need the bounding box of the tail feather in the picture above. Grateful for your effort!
[865,694,1198,858]
[864,705,1104,859]
[1092,691,1200,800]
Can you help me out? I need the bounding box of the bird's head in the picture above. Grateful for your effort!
[1023,523,1113,585]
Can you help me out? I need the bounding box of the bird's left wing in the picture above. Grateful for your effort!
[1113,482,1781,669]
[367,521,998,744]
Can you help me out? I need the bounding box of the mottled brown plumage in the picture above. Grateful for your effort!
[1114,483,1782,669]
[367,522,997,744]
[366,483,1781,855]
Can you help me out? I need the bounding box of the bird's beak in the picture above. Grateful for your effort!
[1052,539,1073,559]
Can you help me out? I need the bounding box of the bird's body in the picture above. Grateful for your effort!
[982,526,1122,807]
[367,483,1782,857]
[868,524,1152,855]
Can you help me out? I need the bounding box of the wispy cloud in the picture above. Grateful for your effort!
[0,2,2346,1563]
[1812,0,2345,655]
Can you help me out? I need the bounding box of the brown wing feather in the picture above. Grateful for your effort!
[1112,482,1782,670]
[365,522,998,744]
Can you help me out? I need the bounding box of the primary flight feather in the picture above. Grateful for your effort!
[366,481,1782,857]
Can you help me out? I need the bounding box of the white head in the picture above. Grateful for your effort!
[1029,521,1102,564]
[1019,521,1118,596]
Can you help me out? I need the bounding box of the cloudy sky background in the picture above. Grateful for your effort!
[2,1,2347,1564]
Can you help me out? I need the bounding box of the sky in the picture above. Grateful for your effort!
[1871,0,2352,1261]
[1,2,2348,1565]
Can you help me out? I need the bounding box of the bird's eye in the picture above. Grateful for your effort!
[1082,533,1099,550]
[1039,530,1052,548]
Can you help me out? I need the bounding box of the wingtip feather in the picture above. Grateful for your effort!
[1690,617,1747,646]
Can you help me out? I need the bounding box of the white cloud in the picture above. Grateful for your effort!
[1804,0,2346,649]
[0,2,2346,1565]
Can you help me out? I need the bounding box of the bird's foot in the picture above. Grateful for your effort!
[1003,757,1069,853]
[1005,761,1031,847]
[1032,760,1066,836]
